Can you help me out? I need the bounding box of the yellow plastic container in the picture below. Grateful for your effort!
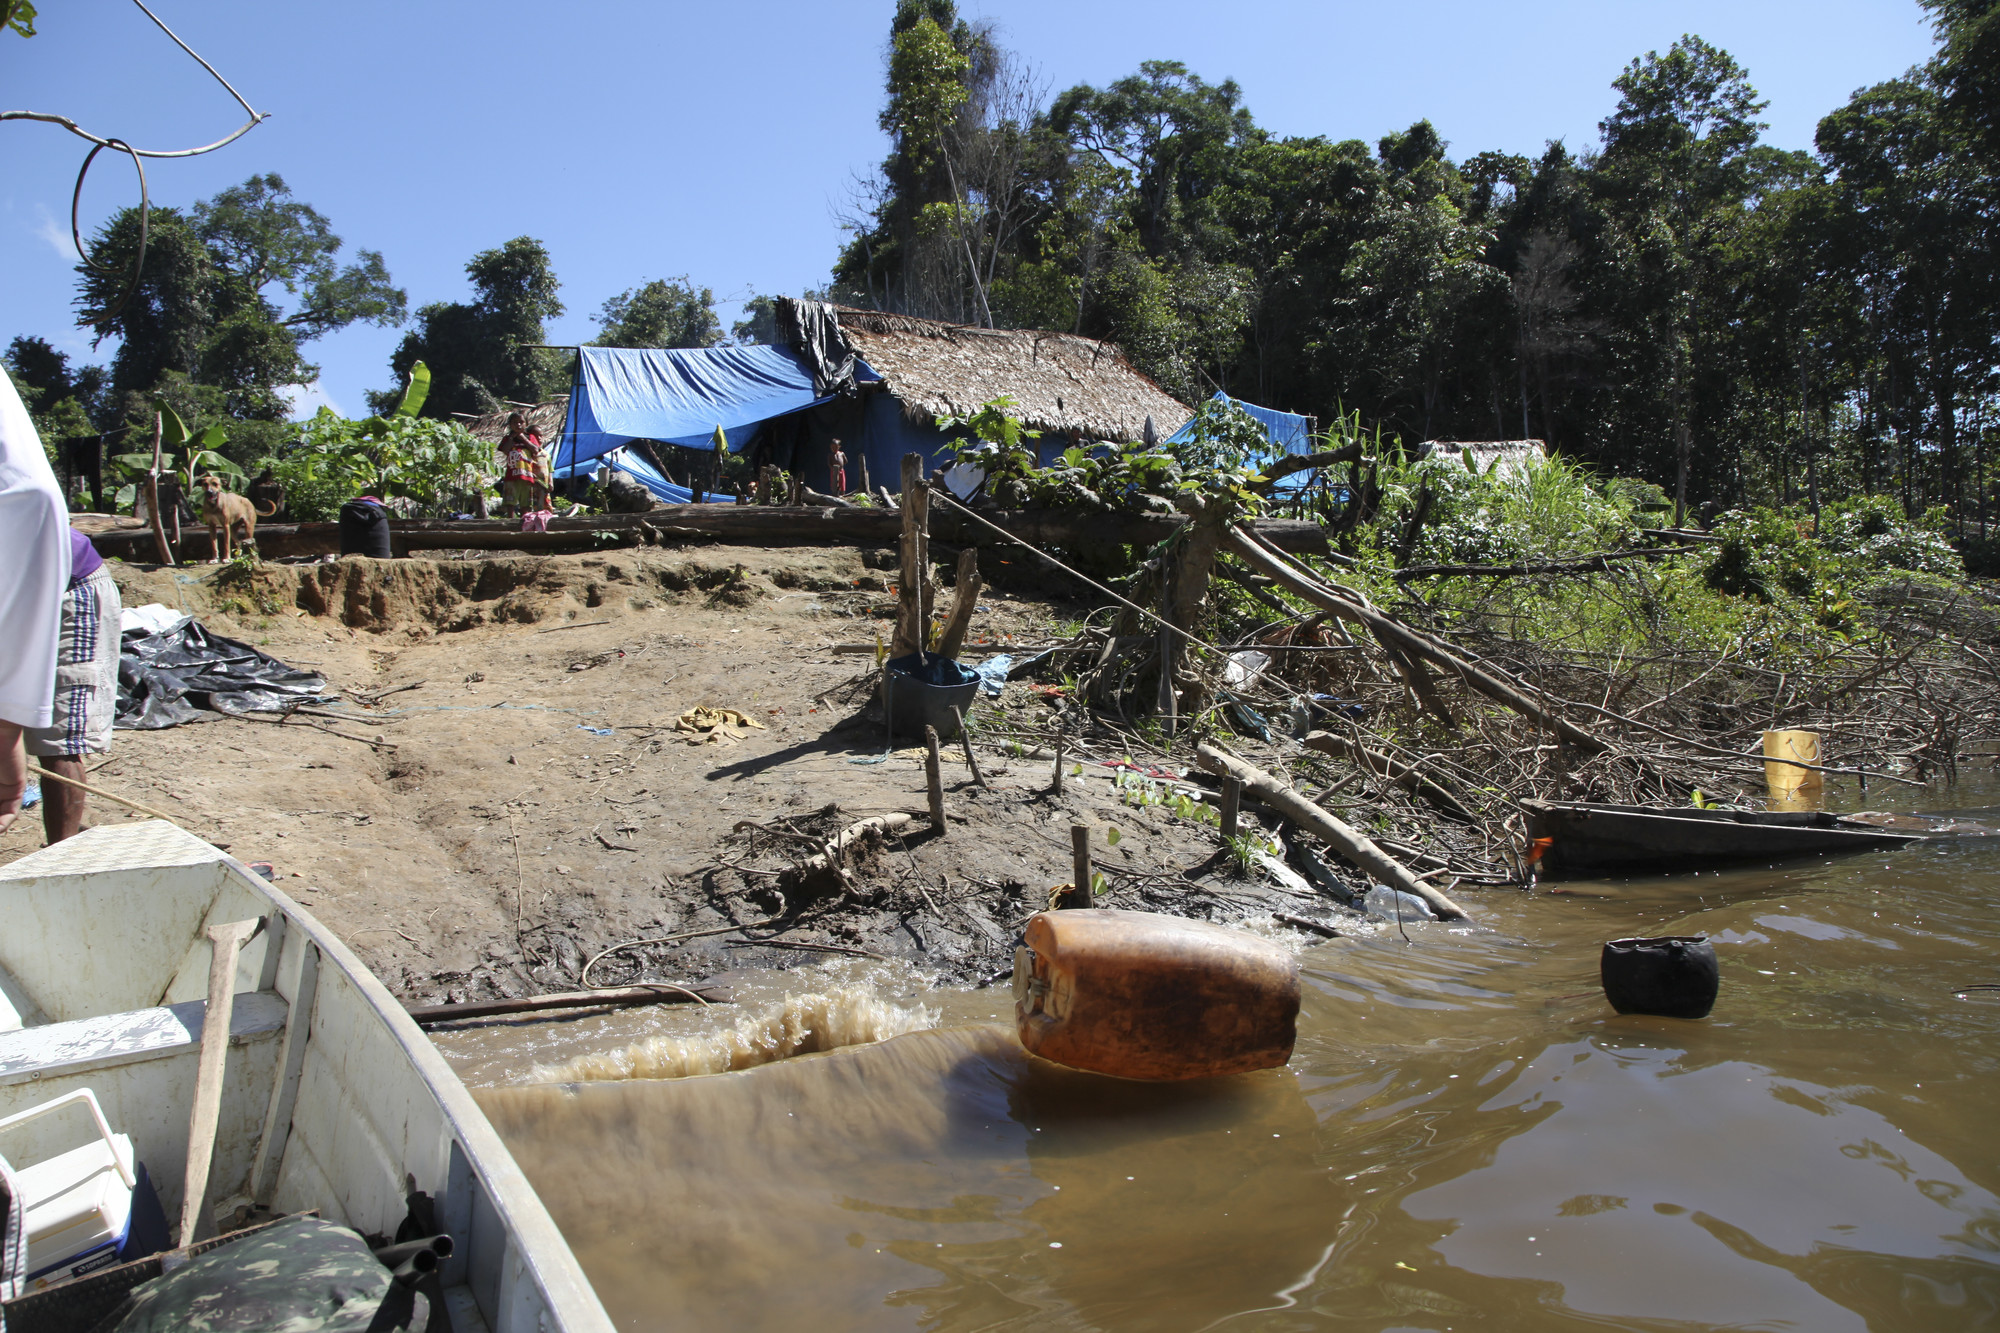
[1014,909,1299,1081]
[1763,729,1823,807]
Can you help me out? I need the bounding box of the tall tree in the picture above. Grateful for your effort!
[388,237,566,417]
[76,175,404,427]
[1592,36,1768,523]
[592,278,722,349]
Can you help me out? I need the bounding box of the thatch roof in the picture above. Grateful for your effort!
[1417,439,1548,476]
[463,399,566,444]
[833,307,1191,443]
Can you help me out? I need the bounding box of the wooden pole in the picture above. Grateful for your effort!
[1070,824,1092,908]
[858,455,871,498]
[1051,726,1065,796]
[1219,776,1242,841]
[143,411,174,566]
[756,465,773,505]
[923,725,947,834]
[893,455,926,657]
[181,918,263,1245]
[1194,743,1471,921]
[951,706,987,787]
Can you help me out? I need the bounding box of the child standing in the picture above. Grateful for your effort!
[498,412,545,516]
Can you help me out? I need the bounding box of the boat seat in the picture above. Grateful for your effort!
[0,993,287,1089]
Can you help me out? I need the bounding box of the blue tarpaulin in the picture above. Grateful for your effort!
[1169,391,1312,457]
[554,345,882,472]
[552,446,696,504]
[1167,391,1319,493]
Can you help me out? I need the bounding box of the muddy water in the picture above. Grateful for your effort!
[459,776,2000,1331]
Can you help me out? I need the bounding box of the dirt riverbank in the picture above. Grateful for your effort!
[0,548,1343,1002]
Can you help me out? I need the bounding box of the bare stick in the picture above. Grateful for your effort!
[1052,726,1066,795]
[1219,776,1242,840]
[30,765,185,825]
[924,725,946,834]
[1070,824,1092,908]
[951,707,988,787]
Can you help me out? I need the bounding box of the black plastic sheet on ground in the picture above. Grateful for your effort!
[118,618,331,729]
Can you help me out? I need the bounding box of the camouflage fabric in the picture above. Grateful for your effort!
[104,1216,389,1333]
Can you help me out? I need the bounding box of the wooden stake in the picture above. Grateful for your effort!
[1051,727,1065,795]
[951,706,987,787]
[1219,776,1242,840]
[143,411,174,566]
[936,546,983,659]
[924,725,946,834]
[756,465,773,505]
[893,454,926,657]
[181,918,264,1246]
[1070,823,1091,908]
[858,455,871,497]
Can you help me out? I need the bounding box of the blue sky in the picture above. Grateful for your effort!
[1,1,1940,420]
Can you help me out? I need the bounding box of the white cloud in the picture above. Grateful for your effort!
[33,205,73,259]
[283,381,341,421]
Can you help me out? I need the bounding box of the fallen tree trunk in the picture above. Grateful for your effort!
[1222,526,1611,755]
[1251,443,1363,490]
[88,507,1330,563]
[1194,743,1471,921]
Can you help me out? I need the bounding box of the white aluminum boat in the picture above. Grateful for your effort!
[0,821,612,1333]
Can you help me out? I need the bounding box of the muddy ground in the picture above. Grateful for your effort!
[1,545,1351,1003]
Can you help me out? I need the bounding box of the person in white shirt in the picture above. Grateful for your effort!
[0,372,71,834]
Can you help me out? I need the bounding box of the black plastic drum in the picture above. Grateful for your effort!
[1600,935,1718,1019]
[338,499,392,557]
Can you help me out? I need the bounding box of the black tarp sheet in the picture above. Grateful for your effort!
[117,617,331,729]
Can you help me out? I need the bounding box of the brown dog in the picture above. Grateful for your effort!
[198,473,277,562]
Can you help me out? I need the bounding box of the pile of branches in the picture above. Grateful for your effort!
[975,516,1998,892]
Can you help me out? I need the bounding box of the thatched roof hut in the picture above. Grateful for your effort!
[463,400,567,445]
[834,307,1191,444]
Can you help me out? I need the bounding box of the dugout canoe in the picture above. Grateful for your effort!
[0,821,611,1333]
[1522,799,1924,878]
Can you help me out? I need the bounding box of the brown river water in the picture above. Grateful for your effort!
[441,773,2000,1331]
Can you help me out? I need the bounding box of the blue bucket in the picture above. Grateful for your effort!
[884,653,979,743]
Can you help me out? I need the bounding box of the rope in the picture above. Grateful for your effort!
[928,490,1235,664]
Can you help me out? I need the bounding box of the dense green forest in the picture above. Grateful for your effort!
[9,0,1999,563]
[832,0,2000,550]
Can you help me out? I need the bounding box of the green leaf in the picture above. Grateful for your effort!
[1105,827,1121,846]
[395,361,431,418]
[199,423,228,451]
[157,403,191,449]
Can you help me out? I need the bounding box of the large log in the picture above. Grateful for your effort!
[1194,743,1472,921]
[87,506,1330,563]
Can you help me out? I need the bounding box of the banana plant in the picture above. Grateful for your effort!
[110,404,245,511]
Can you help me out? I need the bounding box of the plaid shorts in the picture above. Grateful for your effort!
[25,566,122,759]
